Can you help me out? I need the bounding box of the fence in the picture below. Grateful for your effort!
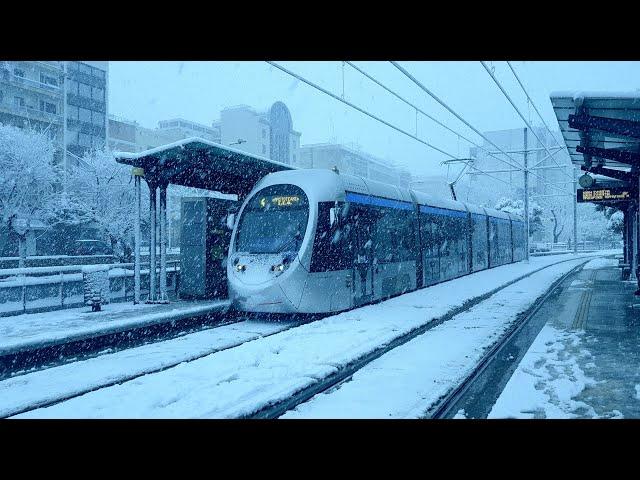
[530,240,621,253]
[0,261,180,317]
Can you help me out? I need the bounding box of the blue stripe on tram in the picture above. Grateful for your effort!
[345,192,414,211]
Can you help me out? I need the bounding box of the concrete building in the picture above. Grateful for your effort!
[298,142,412,188]
[0,61,109,167]
[215,101,301,165]
[108,116,220,153]
[157,118,220,145]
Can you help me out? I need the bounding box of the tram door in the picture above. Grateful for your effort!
[423,221,440,286]
[352,216,375,307]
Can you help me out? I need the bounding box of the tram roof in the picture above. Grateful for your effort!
[115,137,294,197]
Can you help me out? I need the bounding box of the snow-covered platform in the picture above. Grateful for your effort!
[0,299,230,377]
[489,257,640,418]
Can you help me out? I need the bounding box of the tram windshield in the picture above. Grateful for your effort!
[235,184,309,254]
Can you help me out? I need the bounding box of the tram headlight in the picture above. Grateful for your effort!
[271,255,292,274]
[271,262,288,273]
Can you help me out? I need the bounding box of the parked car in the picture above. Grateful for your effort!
[72,240,114,256]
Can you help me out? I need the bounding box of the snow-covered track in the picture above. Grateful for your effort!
[427,260,588,419]
[0,310,235,380]
[2,315,313,418]
[247,257,594,419]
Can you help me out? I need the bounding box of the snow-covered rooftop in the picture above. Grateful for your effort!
[115,137,294,197]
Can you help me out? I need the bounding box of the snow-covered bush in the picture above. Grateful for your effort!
[82,264,110,311]
[607,210,624,235]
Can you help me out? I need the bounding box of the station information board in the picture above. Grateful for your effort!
[577,187,632,203]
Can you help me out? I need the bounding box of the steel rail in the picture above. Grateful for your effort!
[2,314,314,418]
[246,256,593,419]
[428,259,589,419]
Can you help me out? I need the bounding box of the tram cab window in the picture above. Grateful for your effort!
[235,184,309,255]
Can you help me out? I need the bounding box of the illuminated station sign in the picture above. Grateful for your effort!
[577,187,632,203]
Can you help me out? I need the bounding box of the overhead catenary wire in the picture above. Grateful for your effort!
[266,61,517,192]
[506,61,567,152]
[390,61,525,172]
[506,62,577,177]
[267,61,454,159]
[345,61,540,185]
[480,61,574,184]
[390,61,569,196]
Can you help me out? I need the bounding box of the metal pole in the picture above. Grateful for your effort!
[148,183,157,302]
[633,206,638,282]
[630,176,640,282]
[524,127,530,262]
[159,184,168,302]
[573,167,578,254]
[133,170,142,304]
[62,61,67,190]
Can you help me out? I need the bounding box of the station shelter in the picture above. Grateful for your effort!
[551,92,640,281]
[115,137,293,303]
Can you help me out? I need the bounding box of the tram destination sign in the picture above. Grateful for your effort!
[577,187,632,203]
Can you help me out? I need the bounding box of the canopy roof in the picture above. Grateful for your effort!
[115,137,294,197]
[550,91,640,184]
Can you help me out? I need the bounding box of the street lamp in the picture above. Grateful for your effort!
[229,139,246,146]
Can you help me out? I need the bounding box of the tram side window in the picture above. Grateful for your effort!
[371,206,415,263]
[310,201,351,272]
[421,213,443,256]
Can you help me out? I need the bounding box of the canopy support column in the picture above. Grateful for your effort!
[147,182,158,302]
[133,168,143,304]
[159,183,169,302]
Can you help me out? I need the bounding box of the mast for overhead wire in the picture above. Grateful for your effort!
[524,128,530,262]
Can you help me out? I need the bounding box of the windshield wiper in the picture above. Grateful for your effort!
[274,232,301,254]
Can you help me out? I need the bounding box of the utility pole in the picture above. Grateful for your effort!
[573,167,578,254]
[524,127,530,262]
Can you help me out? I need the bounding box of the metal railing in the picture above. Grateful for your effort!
[530,240,620,253]
[0,261,180,316]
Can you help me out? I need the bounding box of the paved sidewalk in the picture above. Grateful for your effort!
[490,256,640,418]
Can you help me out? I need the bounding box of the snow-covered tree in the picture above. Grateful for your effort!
[494,197,544,235]
[67,149,148,262]
[549,206,566,243]
[0,124,63,267]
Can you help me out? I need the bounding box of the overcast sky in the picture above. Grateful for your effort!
[108,61,640,180]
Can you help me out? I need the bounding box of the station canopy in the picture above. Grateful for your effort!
[550,92,640,186]
[115,137,294,197]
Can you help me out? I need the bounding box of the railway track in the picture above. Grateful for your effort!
[2,315,312,418]
[247,257,593,419]
[6,255,596,419]
[427,260,587,419]
[0,310,238,380]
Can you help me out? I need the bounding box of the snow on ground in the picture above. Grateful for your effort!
[488,325,598,419]
[13,254,595,419]
[0,320,288,418]
[0,300,229,354]
[582,257,619,270]
[281,260,585,419]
